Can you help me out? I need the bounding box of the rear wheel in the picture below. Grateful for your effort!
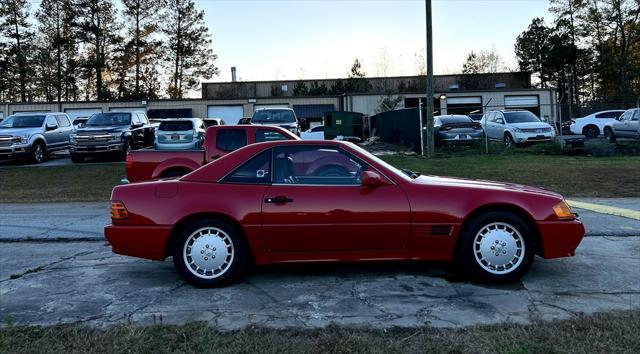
[31,142,45,163]
[458,211,536,283]
[172,218,248,288]
[120,139,133,161]
[583,125,599,138]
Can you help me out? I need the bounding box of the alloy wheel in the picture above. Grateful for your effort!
[182,226,235,279]
[473,222,525,275]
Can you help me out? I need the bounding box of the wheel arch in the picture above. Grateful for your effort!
[456,203,542,258]
[582,124,600,135]
[164,212,254,262]
[151,159,200,179]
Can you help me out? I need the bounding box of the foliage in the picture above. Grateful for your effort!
[375,94,404,114]
[345,58,371,93]
[461,48,508,74]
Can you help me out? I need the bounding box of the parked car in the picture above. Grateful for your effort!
[481,110,556,146]
[72,117,90,128]
[301,125,324,140]
[203,118,226,128]
[0,112,73,163]
[155,118,206,150]
[238,117,252,125]
[250,108,300,135]
[604,108,640,142]
[105,139,585,287]
[569,110,625,138]
[467,113,484,121]
[434,115,483,145]
[70,111,156,163]
[125,125,299,183]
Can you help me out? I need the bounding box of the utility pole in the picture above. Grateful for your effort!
[424,0,435,157]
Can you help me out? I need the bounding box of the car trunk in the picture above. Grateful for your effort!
[440,122,482,133]
[157,121,195,144]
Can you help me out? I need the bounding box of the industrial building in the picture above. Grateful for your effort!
[1,72,557,125]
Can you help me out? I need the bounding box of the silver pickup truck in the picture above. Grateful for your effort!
[0,112,74,163]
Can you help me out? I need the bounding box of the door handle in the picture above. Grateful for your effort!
[264,196,293,204]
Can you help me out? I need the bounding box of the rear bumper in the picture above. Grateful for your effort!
[155,141,199,150]
[537,220,585,259]
[104,224,173,261]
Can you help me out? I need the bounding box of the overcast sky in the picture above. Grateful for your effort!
[201,0,551,82]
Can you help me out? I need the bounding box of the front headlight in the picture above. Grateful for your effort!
[552,200,574,220]
[512,127,523,133]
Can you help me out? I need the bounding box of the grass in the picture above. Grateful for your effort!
[1,310,639,353]
[1,153,639,203]
[0,163,124,203]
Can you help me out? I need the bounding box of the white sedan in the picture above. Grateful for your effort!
[569,110,625,138]
[301,125,324,140]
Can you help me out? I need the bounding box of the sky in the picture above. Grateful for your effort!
[199,0,552,83]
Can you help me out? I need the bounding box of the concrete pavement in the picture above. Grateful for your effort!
[0,237,638,329]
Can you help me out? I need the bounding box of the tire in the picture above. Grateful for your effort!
[583,125,599,139]
[503,133,515,147]
[31,142,45,163]
[458,211,536,283]
[604,127,616,143]
[172,218,248,288]
[70,155,84,163]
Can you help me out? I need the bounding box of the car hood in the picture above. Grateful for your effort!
[412,175,562,198]
[0,127,43,136]
[77,125,128,133]
[508,122,552,129]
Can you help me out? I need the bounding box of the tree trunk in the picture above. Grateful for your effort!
[12,6,27,102]
[135,6,140,96]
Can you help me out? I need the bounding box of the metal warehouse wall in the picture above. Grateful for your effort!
[1,97,341,119]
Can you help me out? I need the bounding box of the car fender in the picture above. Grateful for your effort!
[151,158,201,179]
[28,133,47,147]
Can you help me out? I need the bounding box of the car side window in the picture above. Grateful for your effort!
[494,113,504,124]
[256,130,289,143]
[311,126,324,132]
[632,110,640,121]
[138,113,149,124]
[221,149,271,184]
[620,111,632,121]
[56,115,71,127]
[216,129,247,151]
[45,116,58,128]
[272,146,366,186]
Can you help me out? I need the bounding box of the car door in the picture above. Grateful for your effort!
[55,115,73,148]
[43,115,61,148]
[629,109,640,138]
[261,145,411,252]
[481,112,494,139]
[615,110,633,137]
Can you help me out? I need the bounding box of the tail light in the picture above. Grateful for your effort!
[125,153,133,169]
[111,201,129,220]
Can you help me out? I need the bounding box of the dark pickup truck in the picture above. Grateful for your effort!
[125,125,299,183]
[70,111,157,162]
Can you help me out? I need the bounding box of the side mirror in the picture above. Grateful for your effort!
[361,171,389,188]
[46,123,57,131]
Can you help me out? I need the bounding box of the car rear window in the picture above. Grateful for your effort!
[256,130,289,142]
[216,129,247,151]
[159,121,194,131]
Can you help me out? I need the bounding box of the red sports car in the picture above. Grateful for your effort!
[105,140,585,287]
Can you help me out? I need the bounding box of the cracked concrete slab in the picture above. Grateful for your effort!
[0,236,638,329]
[1,199,639,241]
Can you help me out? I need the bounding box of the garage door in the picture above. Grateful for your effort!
[447,97,481,105]
[207,105,244,125]
[446,96,482,115]
[504,96,539,107]
[64,108,102,121]
[254,104,289,113]
[109,107,146,113]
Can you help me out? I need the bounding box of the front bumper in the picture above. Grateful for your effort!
[104,224,173,261]
[537,219,585,259]
[513,132,555,143]
[70,142,124,154]
[0,143,32,158]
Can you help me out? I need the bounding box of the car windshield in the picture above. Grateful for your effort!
[348,143,414,181]
[504,111,540,124]
[159,121,194,131]
[86,113,131,126]
[440,116,472,124]
[252,110,296,123]
[0,115,45,128]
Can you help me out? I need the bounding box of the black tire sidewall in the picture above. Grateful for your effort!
[172,218,248,288]
[32,142,45,163]
[503,134,513,147]
[459,211,536,283]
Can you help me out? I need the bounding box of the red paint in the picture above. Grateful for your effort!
[105,140,585,267]
[125,125,299,182]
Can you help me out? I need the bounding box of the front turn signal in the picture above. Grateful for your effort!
[111,201,129,220]
[553,201,574,220]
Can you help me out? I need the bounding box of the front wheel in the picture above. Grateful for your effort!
[503,133,515,147]
[31,142,45,163]
[120,140,133,161]
[458,211,536,283]
[172,219,248,288]
[604,127,616,143]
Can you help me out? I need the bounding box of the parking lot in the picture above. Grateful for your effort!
[1,199,638,329]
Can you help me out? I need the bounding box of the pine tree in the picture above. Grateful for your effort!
[0,0,34,102]
[163,0,219,99]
